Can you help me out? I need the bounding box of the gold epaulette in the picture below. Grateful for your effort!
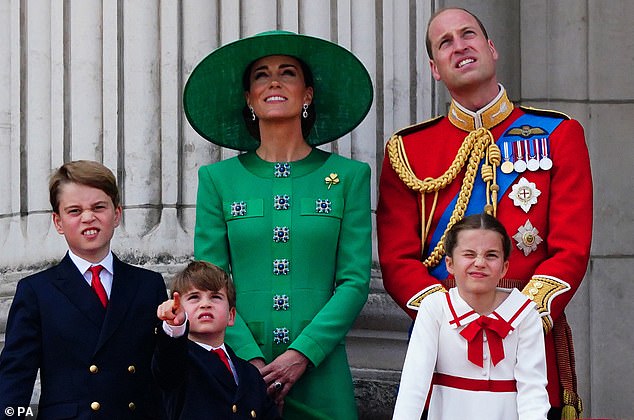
[519,105,571,120]
[392,115,444,138]
[521,275,571,333]
[406,285,447,310]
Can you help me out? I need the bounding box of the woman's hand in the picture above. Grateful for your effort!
[260,349,310,411]
[249,358,266,370]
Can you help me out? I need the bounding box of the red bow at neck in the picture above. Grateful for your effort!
[460,315,513,367]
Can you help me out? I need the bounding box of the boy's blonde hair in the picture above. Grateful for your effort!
[171,261,236,308]
[49,160,120,213]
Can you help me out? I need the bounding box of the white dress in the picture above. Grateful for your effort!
[393,288,549,420]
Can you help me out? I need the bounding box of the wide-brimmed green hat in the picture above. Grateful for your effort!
[183,30,373,151]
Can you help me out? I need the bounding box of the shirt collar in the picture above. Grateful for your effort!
[446,287,531,330]
[448,84,513,132]
[68,249,114,276]
[195,341,228,353]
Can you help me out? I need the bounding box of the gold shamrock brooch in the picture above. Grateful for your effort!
[325,173,339,189]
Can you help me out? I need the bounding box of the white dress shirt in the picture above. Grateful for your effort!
[68,249,114,298]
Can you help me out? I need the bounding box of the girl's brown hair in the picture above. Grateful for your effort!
[443,213,512,261]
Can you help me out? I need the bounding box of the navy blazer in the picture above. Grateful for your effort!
[0,253,167,419]
[152,327,280,420]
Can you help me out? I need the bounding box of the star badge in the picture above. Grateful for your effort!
[508,177,541,213]
[513,220,543,256]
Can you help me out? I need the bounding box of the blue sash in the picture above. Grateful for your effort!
[427,113,564,279]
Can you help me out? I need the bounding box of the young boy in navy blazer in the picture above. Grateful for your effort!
[153,261,280,420]
[0,160,167,419]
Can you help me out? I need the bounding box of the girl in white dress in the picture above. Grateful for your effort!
[393,213,549,420]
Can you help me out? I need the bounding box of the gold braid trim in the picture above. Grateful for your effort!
[406,285,447,309]
[521,275,571,334]
[561,381,583,419]
[481,143,501,216]
[557,318,583,419]
[387,127,499,268]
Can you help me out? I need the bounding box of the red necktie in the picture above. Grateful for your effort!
[89,265,108,308]
[460,315,512,367]
[212,348,232,374]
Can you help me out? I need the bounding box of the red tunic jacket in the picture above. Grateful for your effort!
[377,97,592,407]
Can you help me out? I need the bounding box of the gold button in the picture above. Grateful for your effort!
[128,365,136,373]
[128,402,136,411]
[232,404,237,413]
[251,409,257,418]
[90,402,100,411]
[89,365,98,373]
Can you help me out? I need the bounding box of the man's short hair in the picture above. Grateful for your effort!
[425,7,490,59]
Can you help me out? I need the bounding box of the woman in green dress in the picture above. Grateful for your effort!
[183,31,373,419]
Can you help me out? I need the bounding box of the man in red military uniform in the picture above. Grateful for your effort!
[377,7,592,420]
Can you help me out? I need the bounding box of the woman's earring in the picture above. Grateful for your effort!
[249,105,256,121]
[302,103,309,119]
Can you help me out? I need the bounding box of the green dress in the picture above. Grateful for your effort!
[195,148,371,419]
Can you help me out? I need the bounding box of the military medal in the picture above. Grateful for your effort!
[501,142,514,174]
[513,220,543,256]
[527,140,540,171]
[508,177,541,213]
[539,137,553,170]
[513,141,527,173]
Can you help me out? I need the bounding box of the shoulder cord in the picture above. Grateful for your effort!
[387,127,500,268]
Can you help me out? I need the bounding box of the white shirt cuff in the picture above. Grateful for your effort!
[162,312,188,337]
